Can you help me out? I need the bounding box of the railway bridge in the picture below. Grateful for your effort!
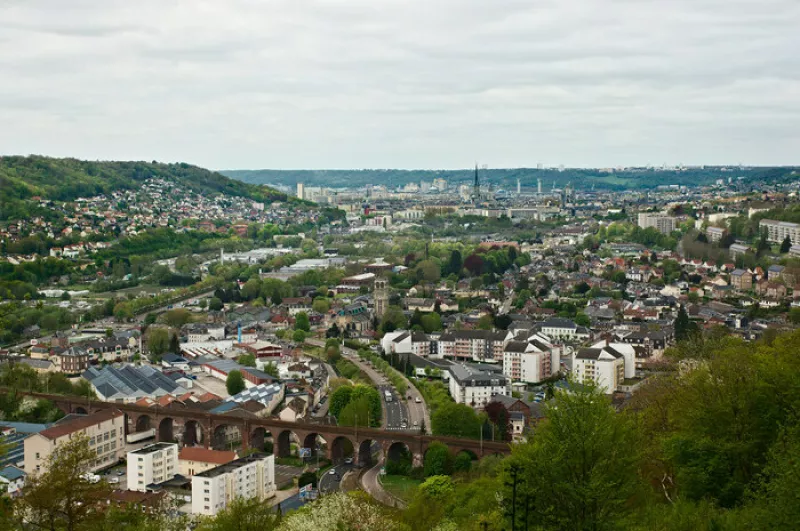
[16,390,510,468]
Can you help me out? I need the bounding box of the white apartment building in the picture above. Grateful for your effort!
[127,442,178,492]
[438,330,507,363]
[381,330,432,357]
[192,453,276,516]
[502,333,561,383]
[448,363,510,408]
[637,212,677,234]
[759,219,800,244]
[24,409,126,475]
[538,318,591,341]
[572,342,636,393]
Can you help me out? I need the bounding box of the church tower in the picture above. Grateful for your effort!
[374,278,388,318]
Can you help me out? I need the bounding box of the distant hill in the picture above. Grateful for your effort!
[0,156,289,221]
[222,166,800,192]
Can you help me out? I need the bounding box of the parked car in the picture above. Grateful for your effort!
[415,397,422,403]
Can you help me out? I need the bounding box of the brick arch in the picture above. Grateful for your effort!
[250,427,273,453]
[330,436,355,463]
[358,438,377,467]
[133,414,152,433]
[450,447,479,459]
[183,420,205,447]
[158,417,175,442]
[211,423,242,451]
[386,441,411,463]
[302,432,328,458]
[74,406,89,415]
[275,430,294,458]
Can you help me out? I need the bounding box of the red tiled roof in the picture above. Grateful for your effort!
[38,409,124,440]
[178,447,237,465]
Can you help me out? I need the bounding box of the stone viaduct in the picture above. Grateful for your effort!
[19,391,511,468]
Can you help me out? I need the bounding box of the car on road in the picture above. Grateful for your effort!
[400,421,407,428]
[344,458,353,464]
[108,477,119,484]
[415,397,422,403]
[413,421,418,427]
[328,468,337,475]
[116,470,124,476]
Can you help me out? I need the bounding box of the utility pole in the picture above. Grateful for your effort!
[505,463,522,531]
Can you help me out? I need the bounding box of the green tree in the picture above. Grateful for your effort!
[312,297,330,314]
[339,396,372,427]
[420,312,443,333]
[262,362,279,377]
[208,297,224,311]
[295,311,311,332]
[476,314,493,330]
[780,235,792,253]
[507,384,641,531]
[169,332,180,354]
[446,250,463,276]
[226,370,245,396]
[195,496,279,531]
[292,329,306,342]
[423,441,453,477]
[380,305,408,334]
[574,312,591,327]
[675,304,693,341]
[163,308,192,327]
[432,402,482,439]
[238,353,256,367]
[416,259,441,283]
[329,385,354,419]
[15,434,111,531]
[453,452,472,473]
[147,328,171,357]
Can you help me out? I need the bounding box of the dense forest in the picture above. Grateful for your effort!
[0,156,290,221]
[222,166,799,192]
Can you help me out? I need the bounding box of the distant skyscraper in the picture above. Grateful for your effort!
[537,178,542,194]
[296,183,305,200]
[473,164,480,204]
[517,178,521,194]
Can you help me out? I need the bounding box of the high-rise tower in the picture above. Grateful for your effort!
[374,279,388,319]
[473,164,480,204]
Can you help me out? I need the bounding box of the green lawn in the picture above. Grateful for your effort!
[380,474,422,502]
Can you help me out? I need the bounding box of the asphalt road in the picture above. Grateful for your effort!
[381,385,409,431]
[319,463,353,494]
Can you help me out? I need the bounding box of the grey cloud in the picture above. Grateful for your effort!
[0,0,797,169]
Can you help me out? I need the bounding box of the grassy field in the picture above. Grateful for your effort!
[380,474,422,502]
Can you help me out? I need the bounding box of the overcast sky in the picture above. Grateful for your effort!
[1,0,798,170]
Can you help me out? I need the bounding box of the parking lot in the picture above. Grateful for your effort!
[192,372,230,398]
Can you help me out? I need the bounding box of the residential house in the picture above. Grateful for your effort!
[24,410,126,475]
[179,447,237,477]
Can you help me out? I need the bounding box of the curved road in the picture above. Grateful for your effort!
[308,338,430,434]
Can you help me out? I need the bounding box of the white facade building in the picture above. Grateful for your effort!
[538,318,591,341]
[572,342,636,393]
[127,442,178,492]
[502,333,561,383]
[191,453,276,516]
[759,219,800,244]
[637,212,677,234]
[448,363,510,408]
